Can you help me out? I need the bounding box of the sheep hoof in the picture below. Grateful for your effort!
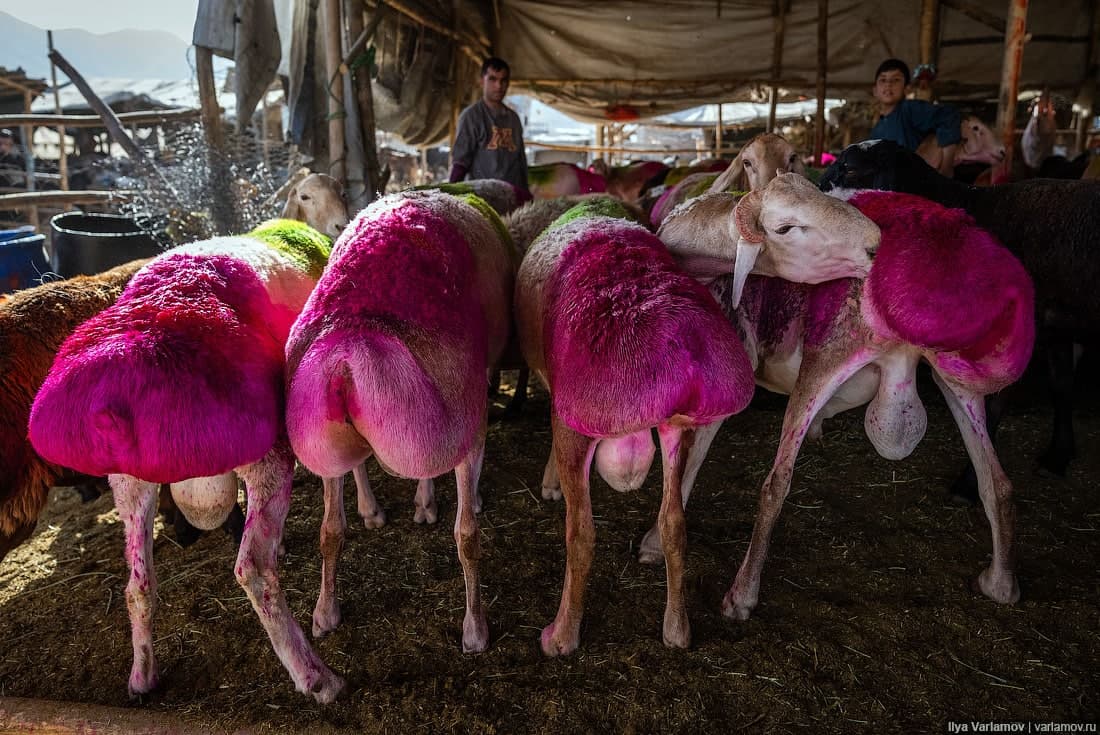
[414,501,438,525]
[361,508,386,529]
[541,486,562,501]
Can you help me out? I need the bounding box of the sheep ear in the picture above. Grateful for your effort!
[709,151,745,194]
[732,189,765,244]
[281,187,302,220]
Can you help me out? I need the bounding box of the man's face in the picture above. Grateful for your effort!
[0,137,12,155]
[873,70,907,107]
[481,67,510,106]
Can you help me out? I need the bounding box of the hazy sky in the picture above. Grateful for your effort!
[0,0,200,43]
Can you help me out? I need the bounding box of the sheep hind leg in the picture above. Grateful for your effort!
[313,474,346,638]
[540,415,598,657]
[932,373,1019,605]
[235,441,345,703]
[948,392,1007,505]
[638,419,724,564]
[111,474,160,697]
[657,421,694,648]
[454,432,489,652]
[723,349,875,621]
[351,462,386,529]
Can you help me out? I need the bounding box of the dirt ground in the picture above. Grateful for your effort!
[0,365,1097,734]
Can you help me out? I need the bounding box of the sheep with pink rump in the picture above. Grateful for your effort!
[515,197,756,655]
[285,189,518,651]
[28,219,345,703]
[655,180,1033,617]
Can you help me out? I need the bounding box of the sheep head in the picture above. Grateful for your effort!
[708,133,805,195]
[731,173,878,307]
[956,116,1006,166]
[280,173,350,239]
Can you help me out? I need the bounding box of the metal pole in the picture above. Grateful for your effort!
[917,0,941,101]
[20,89,37,231]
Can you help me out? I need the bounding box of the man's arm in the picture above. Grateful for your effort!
[449,106,477,183]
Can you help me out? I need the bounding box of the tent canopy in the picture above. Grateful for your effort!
[198,0,1098,147]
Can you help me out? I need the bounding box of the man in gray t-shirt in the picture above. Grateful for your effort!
[449,57,529,192]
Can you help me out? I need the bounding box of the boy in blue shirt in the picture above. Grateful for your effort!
[870,59,960,175]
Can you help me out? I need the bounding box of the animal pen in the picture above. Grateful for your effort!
[1,1,1099,734]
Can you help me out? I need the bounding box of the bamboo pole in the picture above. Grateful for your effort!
[323,0,346,186]
[814,0,828,166]
[767,0,789,133]
[916,0,941,100]
[46,32,68,193]
[994,0,1029,181]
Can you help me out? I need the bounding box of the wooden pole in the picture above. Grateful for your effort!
[341,0,367,209]
[714,103,723,159]
[767,0,789,133]
[346,0,387,203]
[994,0,1029,181]
[1076,0,1100,155]
[47,31,68,193]
[917,0,941,100]
[323,0,347,185]
[19,90,37,230]
[814,0,828,166]
[195,44,233,235]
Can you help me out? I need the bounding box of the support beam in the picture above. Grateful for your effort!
[916,0,941,100]
[323,0,347,186]
[814,0,828,166]
[994,0,1029,181]
[941,0,1005,33]
[19,90,36,230]
[767,0,789,133]
[47,31,68,193]
[714,103,723,159]
[195,44,233,235]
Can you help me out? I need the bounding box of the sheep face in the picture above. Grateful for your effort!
[728,174,878,306]
[957,116,1006,166]
[710,133,806,195]
[281,173,349,239]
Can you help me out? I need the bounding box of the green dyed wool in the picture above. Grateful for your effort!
[549,196,640,230]
[248,219,331,278]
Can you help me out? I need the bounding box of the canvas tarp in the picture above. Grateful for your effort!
[200,0,1097,146]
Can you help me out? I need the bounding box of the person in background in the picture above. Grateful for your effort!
[0,129,27,190]
[870,59,960,176]
[449,57,529,193]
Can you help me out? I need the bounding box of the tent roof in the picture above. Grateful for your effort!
[498,0,1095,122]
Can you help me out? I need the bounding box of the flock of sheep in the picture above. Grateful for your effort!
[1,131,1095,704]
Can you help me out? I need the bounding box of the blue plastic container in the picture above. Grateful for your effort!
[0,231,50,294]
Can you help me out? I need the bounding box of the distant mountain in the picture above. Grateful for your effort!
[0,11,196,81]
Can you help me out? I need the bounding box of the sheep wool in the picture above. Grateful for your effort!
[850,190,1035,393]
[28,221,332,484]
[538,201,755,438]
[286,190,513,480]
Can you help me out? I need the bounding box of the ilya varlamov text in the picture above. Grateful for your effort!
[947,724,1098,733]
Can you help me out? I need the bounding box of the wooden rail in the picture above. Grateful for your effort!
[0,108,201,129]
[0,190,132,209]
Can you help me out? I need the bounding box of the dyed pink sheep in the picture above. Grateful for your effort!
[285,190,517,650]
[28,225,344,703]
[528,162,607,199]
[656,187,1033,619]
[515,202,756,655]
